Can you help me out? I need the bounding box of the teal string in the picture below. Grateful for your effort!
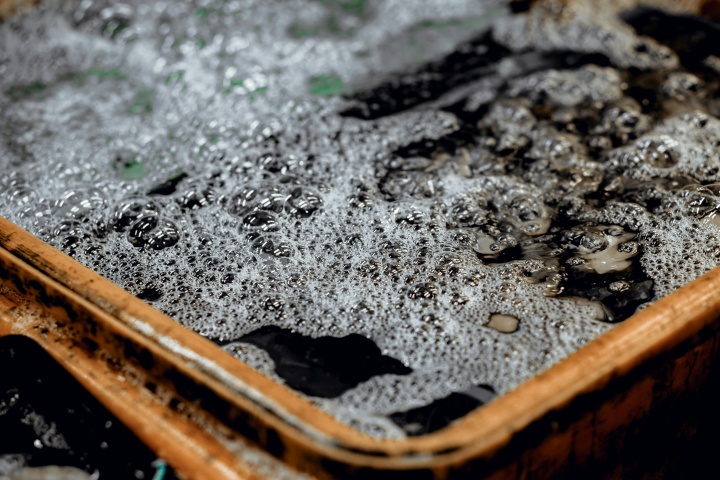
[151,459,167,480]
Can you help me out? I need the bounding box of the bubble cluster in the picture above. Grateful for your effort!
[3,0,720,438]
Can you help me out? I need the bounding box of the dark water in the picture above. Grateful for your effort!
[389,384,496,435]
[623,7,720,74]
[228,326,494,434]
[231,326,412,398]
[0,335,177,479]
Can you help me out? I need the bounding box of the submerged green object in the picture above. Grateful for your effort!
[308,73,345,97]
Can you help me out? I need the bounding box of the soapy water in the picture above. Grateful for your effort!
[2,0,720,438]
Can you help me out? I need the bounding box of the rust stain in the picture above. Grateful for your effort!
[0,291,18,313]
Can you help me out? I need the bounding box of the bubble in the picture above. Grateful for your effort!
[178,182,216,210]
[49,219,90,254]
[379,170,438,200]
[659,72,703,101]
[464,271,486,287]
[127,216,180,250]
[447,194,491,228]
[637,138,678,168]
[285,187,323,218]
[4,182,35,206]
[608,280,630,292]
[261,296,285,312]
[407,283,439,300]
[229,184,287,216]
[54,188,107,219]
[507,65,623,108]
[241,210,280,233]
[594,99,649,146]
[564,225,637,274]
[395,207,426,227]
[109,197,160,233]
[567,227,609,253]
[507,194,550,236]
[251,235,292,258]
[348,191,374,209]
[678,185,718,218]
[482,102,535,154]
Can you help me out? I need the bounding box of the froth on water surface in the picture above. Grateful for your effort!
[3,0,720,438]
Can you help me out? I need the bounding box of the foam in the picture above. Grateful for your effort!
[2,0,720,438]
[491,0,678,70]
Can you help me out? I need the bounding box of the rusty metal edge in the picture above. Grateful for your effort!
[0,289,270,480]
